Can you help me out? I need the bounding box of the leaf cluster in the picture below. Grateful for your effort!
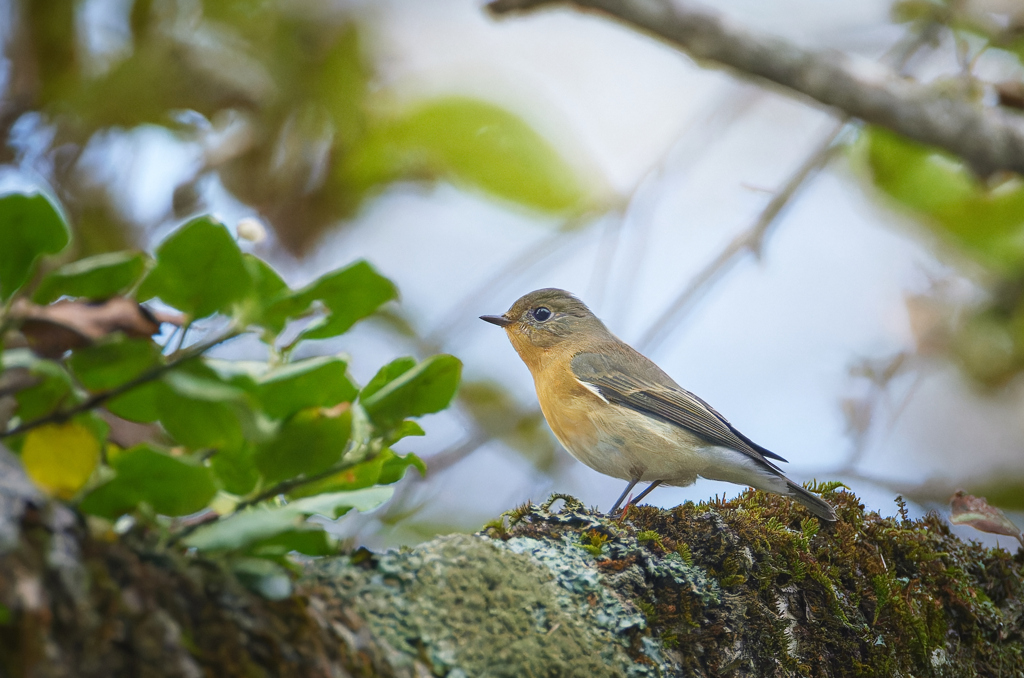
[0,192,461,596]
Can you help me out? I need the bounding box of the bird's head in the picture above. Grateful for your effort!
[480,288,609,366]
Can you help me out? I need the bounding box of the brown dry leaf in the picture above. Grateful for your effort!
[97,409,168,449]
[12,297,180,359]
[949,490,1024,547]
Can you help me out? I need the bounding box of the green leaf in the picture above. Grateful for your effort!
[106,381,162,423]
[379,448,426,484]
[146,359,249,449]
[343,97,591,214]
[862,127,1024,273]
[287,447,425,499]
[137,216,253,318]
[256,356,357,419]
[230,557,293,600]
[384,420,425,446]
[68,338,163,391]
[182,486,393,551]
[162,369,247,403]
[32,251,149,303]
[79,444,217,518]
[183,506,305,552]
[268,260,397,341]
[0,192,71,301]
[360,356,416,401]
[361,354,462,427]
[242,254,291,332]
[2,349,78,421]
[245,526,336,558]
[254,407,351,484]
[202,358,268,392]
[156,381,245,450]
[287,486,394,517]
[210,442,260,496]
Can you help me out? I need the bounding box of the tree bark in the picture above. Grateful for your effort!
[1,448,1022,677]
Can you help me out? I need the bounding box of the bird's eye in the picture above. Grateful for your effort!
[532,307,552,322]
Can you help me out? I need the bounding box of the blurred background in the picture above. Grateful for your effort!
[2,0,1023,549]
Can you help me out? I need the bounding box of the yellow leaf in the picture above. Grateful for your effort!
[22,422,100,499]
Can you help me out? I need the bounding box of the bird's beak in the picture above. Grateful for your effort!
[480,314,512,328]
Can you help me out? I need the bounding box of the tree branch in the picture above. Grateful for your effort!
[0,329,239,440]
[638,123,844,352]
[488,0,1024,177]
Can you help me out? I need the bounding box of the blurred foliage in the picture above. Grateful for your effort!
[857,125,1024,510]
[860,128,1024,390]
[0,191,461,598]
[459,380,558,472]
[847,0,1024,513]
[864,127,1024,276]
[4,0,593,255]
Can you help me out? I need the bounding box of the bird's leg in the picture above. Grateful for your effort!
[609,479,640,515]
[629,480,663,507]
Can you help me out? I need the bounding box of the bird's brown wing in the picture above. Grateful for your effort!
[570,350,786,470]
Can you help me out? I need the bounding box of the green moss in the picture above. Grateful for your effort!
[490,486,1024,677]
[635,530,666,551]
[305,485,1023,677]
[579,528,609,557]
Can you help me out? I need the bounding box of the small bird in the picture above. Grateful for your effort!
[481,288,837,521]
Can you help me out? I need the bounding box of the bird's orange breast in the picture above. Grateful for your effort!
[531,355,603,455]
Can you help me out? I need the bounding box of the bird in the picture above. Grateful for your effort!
[480,288,837,521]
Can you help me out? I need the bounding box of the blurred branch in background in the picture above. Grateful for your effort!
[489,0,1024,177]
[639,125,845,353]
[638,25,938,352]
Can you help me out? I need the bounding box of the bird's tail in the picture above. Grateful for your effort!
[786,481,838,522]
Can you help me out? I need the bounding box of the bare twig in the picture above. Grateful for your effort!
[605,87,764,324]
[168,446,380,544]
[425,431,492,474]
[638,123,844,353]
[636,27,936,353]
[488,0,1024,177]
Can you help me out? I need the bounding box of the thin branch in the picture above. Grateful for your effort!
[236,452,369,510]
[424,432,492,474]
[488,0,1024,177]
[605,87,764,325]
[636,27,935,353]
[168,447,379,544]
[0,328,239,440]
[638,124,844,353]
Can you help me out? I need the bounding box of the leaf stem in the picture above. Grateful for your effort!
[168,444,379,545]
